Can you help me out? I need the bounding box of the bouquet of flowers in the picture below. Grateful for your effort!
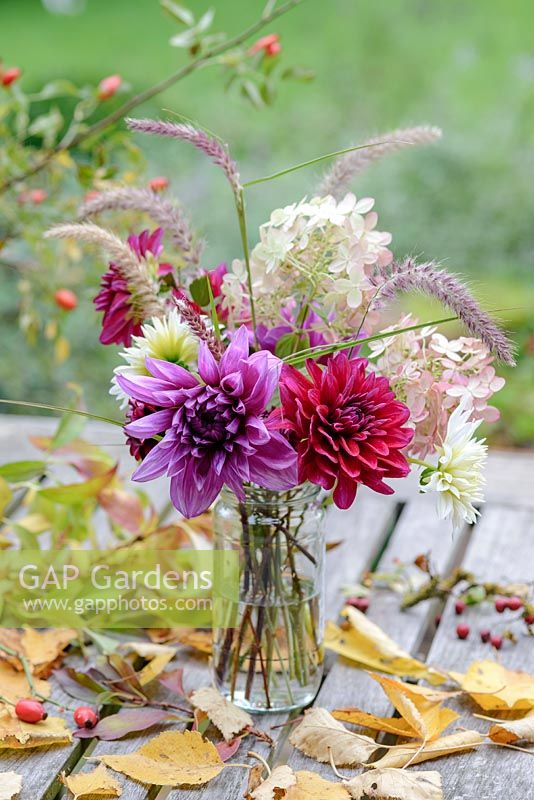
[47,120,514,710]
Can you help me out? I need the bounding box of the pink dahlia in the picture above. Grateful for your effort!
[94,228,168,346]
[118,326,298,518]
[275,354,413,509]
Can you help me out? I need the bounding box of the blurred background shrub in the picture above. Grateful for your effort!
[1,0,532,445]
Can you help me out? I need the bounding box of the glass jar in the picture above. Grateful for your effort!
[212,484,325,713]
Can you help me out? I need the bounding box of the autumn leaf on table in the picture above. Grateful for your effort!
[159,666,186,697]
[21,627,77,678]
[0,662,49,706]
[289,707,378,766]
[97,730,225,786]
[487,709,534,744]
[450,660,534,712]
[148,627,213,653]
[247,766,350,800]
[332,674,459,741]
[74,708,175,741]
[0,772,23,800]
[370,729,483,769]
[117,641,175,686]
[190,686,253,742]
[344,768,443,800]
[325,607,445,684]
[60,765,122,799]
[0,711,72,749]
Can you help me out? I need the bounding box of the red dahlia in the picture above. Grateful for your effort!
[275,354,413,509]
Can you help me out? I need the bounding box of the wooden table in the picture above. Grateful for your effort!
[0,416,533,799]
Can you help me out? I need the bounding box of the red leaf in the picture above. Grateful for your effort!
[159,667,186,698]
[216,736,242,761]
[74,707,173,740]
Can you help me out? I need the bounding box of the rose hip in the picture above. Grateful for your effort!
[73,706,99,729]
[15,698,47,724]
[456,623,470,640]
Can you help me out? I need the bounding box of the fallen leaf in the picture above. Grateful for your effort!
[173,628,213,654]
[159,667,186,697]
[118,641,175,686]
[289,707,378,766]
[450,660,534,712]
[0,662,49,705]
[74,708,174,741]
[190,686,253,742]
[215,736,242,762]
[60,765,122,799]
[370,730,483,769]
[325,608,445,684]
[0,772,22,800]
[345,768,443,799]
[287,770,351,799]
[21,628,77,678]
[0,712,72,749]
[488,710,534,744]
[98,729,224,786]
[249,765,296,799]
[332,709,423,738]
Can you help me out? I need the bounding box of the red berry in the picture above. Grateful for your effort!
[54,288,78,311]
[524,613,534,626]
[249,33,280,56]
[149,176,169,192]
[480,628,491,643]
[97,74,122,100]
[455,600,466,615]
[490,635,503,650]
[506,596,523,612]
[73,706,99,729]
[15,698,47,724]
[456,623,470,640]
[1,67,22,87]
[495,597,507,613]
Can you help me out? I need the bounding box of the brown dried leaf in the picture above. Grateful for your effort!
[21,628,77,678]
[60,765,122,799]
[0,712,72,749]
[488,710,534,744]
[451,660,534,712]
[289,707,378,767]
[190,686,253,742]
[0,662,49,706]
[325,607,445,685]
[370,730,484,769]
[0,772,22,800]
[345,768,443,799]
[249,765,296,799]
[248,768,350,800]
[98,730,224,786]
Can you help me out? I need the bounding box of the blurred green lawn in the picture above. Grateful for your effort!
[2,0,533,443]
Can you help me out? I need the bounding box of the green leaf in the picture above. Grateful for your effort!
[241,80,265,109]
[189,275,211,306]
[28,107,64,148]
[0,460,47,482]
[51,412,86,451]
[28,79,80,101]
[275,332,310,359]
[160,0,195,26]
[197,8,215,32]
[0,476,13,516]
[83,628,121,656]
[38,467,116,505]
[281,66,316,82]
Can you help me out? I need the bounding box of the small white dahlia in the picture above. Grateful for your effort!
[111,309,198,407]
[421,397,488,531]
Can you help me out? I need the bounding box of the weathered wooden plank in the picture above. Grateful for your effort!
[283,497,471,775]
[420,504,534,799]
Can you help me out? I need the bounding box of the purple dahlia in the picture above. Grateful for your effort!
[118,326,298,517]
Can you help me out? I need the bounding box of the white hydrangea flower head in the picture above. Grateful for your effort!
[421,397,488,532]
[110,309,197,407]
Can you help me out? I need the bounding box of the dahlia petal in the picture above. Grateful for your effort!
[131,440,171,482]
[220,325,250,375]
[333,473,358,509]
[116,373,177,405]
[198,342,220,386]
[124,408,174,438]
[170,469,223,518]
[145,357,199,388]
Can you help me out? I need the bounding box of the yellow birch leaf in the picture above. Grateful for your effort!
[370,730,484,769]
[248,765,296,799]
[60,765,122,799]
[345,768,443,799]
[289,770,351,799]
[98,730,224,786]
[289,707,378,767]
[325,608,445,684]
[190,686,253,742]
[0,712,72,749]
[488,709,534,744]
[21,628,77,677]
[450,660,534,712]
[0,772,23,800]
[118,641,175,686]
[153,628,213,654]
[333,708,420,738]
[0,662,49,705]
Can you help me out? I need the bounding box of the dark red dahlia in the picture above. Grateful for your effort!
[275,354,414,509]
[125,400,162,461]
[94,263,143,346]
